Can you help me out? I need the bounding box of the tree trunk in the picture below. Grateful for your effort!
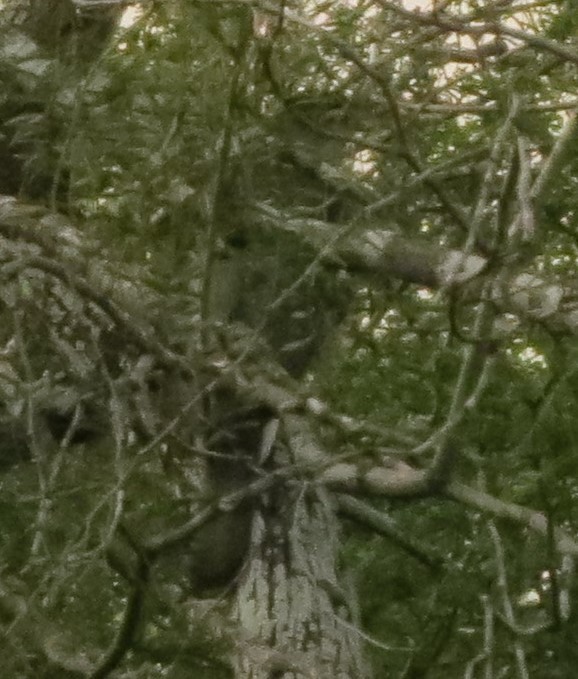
[233,487,367,678]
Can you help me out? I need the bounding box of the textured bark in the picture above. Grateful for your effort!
[233,487,367,679]
[187,326,370,677]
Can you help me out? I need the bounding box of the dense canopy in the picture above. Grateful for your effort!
[1,1,578,677]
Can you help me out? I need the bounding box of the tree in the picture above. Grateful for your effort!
[2,0,578,677]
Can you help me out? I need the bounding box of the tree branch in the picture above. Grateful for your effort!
[447,482,578,556]
[337,495,444,571]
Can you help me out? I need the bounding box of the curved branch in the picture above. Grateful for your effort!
[93,534,151,679]
[337,495,444,571]
[447,482,578,556]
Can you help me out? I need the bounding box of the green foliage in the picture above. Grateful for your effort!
[2,0,578,677]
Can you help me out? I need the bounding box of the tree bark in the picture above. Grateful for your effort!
[233,488,367,679]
